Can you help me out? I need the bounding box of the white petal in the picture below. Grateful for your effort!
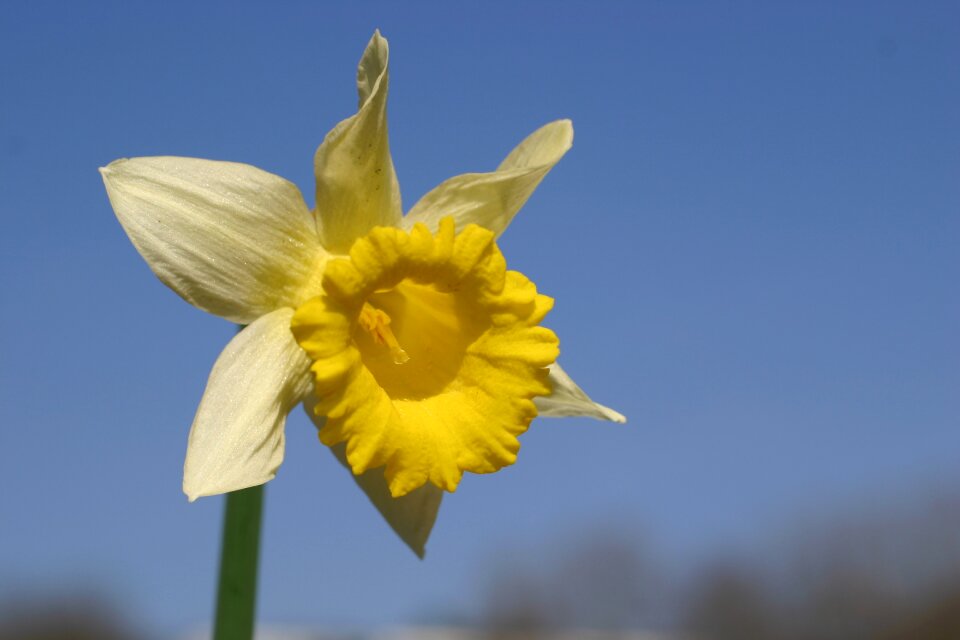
[183,308,313,501]
[101,157,325,324]
[303,400,442,558]
[535,362,626,423]
[403,120,573,237]
[314,30,402,253]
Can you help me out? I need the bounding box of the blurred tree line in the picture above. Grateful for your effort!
[2,492,958,639]
[480,493,960,640]
[0,593,141,640]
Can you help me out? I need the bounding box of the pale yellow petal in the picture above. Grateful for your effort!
[535,362,626,423]
[314,30,402,253]
[183,308,313,501]
[403,120,573,237]
[101,157,325,324]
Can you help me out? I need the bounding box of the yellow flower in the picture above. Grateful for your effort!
[101,31,623,555]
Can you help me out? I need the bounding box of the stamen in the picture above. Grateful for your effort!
[359,303,410,364]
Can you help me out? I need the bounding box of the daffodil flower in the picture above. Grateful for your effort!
[101,31,623,556]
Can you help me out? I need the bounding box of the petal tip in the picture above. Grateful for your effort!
[550,119,575,150]
[183,484,201,503]
[99,158,127,177]
[363,29,389,68]
[368,30,389,59]
[605,407,628,424]
[588,402,626,424]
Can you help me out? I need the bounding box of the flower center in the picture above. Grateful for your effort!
[291,217,559,497]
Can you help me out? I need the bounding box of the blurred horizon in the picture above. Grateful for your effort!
[1,1,958,638]
[4,482,960,638]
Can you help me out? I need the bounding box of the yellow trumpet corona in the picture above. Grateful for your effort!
[292,218,559,497]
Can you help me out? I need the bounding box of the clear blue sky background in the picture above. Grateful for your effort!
[1,1,957,635]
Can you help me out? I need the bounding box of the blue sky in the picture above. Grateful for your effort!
[1,1,958,635]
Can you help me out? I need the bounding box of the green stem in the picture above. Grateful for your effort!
[213,485,264,640]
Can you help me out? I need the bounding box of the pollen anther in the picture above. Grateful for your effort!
[358,303,410,364]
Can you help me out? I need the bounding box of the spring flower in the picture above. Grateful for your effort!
[101,31,623,555]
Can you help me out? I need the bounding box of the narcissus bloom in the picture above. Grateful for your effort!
[101,31,623,556]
